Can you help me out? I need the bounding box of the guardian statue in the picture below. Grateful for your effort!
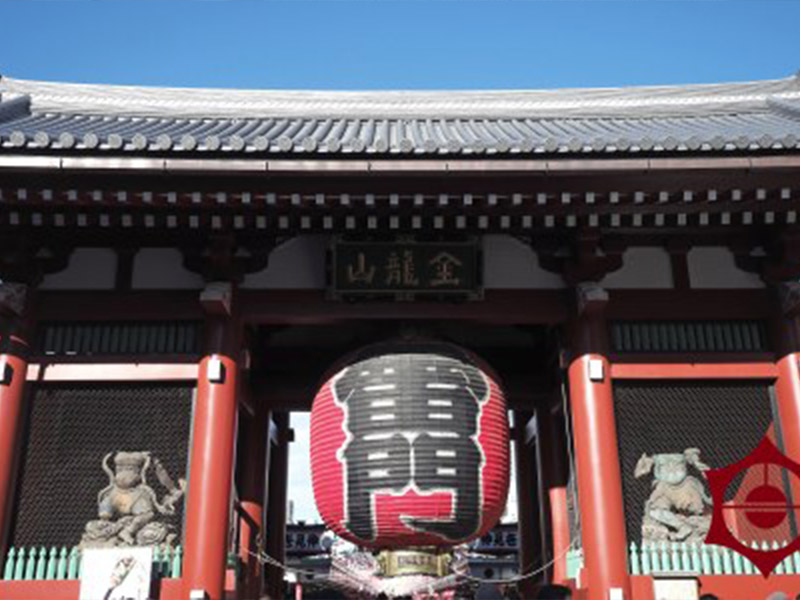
[634,448,712,544]
[81,451,185,548]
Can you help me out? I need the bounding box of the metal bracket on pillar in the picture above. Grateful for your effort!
[200,281,233,316]
[779,281,800,319]
[576,281,609,316]
[0,358,13,386]
[524,413,538,445]
[206,356,226,384]
[587,358,605,382]
[0,283,27,318]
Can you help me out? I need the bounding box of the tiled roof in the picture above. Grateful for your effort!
[1,74,799,156]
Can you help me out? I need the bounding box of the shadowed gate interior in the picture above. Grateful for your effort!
[236,319,572,597]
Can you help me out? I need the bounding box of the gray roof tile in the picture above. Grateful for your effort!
[1,74,800,155]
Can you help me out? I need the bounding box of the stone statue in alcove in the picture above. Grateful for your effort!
[634,448,712,544]
[80,451,185,549]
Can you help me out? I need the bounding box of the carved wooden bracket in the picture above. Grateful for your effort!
[182,234,272,283]
[535,231,626,285]
[0,235,72,287]
[733,229,800,284]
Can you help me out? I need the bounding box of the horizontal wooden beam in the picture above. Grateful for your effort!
[33,289,773,325]
[240,290,567,325]
[611,362,778,380]
[36,291,203,321]
[26,362,198,382]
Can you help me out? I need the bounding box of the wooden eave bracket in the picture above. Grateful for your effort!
[183,235,272,284]
[536,232,626,286]
[734,230,800,285]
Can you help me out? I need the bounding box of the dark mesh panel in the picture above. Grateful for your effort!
[610,321,769,353]
[11,383,193,547]
[36,321,203,357]
[613,380,774,543]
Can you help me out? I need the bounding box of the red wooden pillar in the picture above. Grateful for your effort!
[265,413,290,600]
[183,308,241,600]
[0,282,31,556]
[0,332,29,554]
[567,284,630,599]
[775,355,800,508]
[772,283,800,504]
[513,409,539,598]
[236,398,271,600]
[542,409,571,585]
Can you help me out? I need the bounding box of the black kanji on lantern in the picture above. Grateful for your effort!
[333,353,489,542]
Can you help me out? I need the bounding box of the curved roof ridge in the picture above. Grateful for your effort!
[1,73,799,120]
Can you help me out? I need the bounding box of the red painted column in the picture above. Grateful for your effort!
[775,352,800,504]
[183,312,241,600]
[0,333,29,554]
[567,285,630,599]
[538,406,571,585]
[265,413,290,600]
[772,284,800,504]
[236,399,271,600]
[776,355,800,462]
[513,409,539,598]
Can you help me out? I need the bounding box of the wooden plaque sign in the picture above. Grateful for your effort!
[331,239,481,299]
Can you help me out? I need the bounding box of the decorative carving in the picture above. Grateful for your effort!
[635,448,712,544]
[535,232,626,285]
[182,234,272,283]
[81,452,185,549]
[0,235,71,286]
[733,230,800,284]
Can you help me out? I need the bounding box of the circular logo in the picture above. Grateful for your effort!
[706,437,800,577]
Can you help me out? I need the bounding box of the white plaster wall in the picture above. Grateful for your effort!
[131,248,204,289]
[40,248,117,290]
[601,247,673,289]
[482,235,564,289]
[688,247,764,289]
[242,235,328,289]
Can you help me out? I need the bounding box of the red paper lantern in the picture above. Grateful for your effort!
[310,345,509,549]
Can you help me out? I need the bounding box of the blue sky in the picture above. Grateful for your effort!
[1,1,798,91]
[3,0,796,523]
